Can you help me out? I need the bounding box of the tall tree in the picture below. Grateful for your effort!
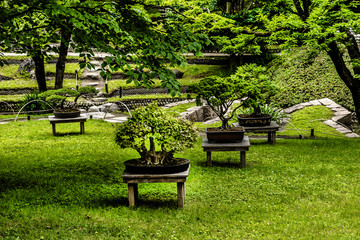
[172,0,360,122]
[1,0,209,93]
[267,0,360,123]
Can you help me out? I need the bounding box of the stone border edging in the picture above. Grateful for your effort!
[283,98,359,138]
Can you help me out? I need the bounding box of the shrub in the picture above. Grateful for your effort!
[268,46,353,110]
[114,102,197,165]
[21,91,54,113]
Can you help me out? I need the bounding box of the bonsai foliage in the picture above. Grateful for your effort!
[193,76,246,129]
[115,102,197,165]
[39,87,98,109]
[193,63,276,129]
[232,63,277,116]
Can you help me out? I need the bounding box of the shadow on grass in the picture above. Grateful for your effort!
[96,196,129,207]
[130,199,180,210]
[52,132,84,137]
[208,161,244,168]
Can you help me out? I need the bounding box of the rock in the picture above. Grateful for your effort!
[318,98,335,106]
[109,103,120,112]
[92,97,108,102]
[183,105,217,122]
[96,92,104,97]
[86,82,99,87]
[18,58,35,74]
[29,70,36,80]
[88,106,100,112]
[172,70,184,79]
[284,104,304,114]
[202,105,218,121]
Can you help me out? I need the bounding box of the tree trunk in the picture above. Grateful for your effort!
[326,40,360,123]
[32,52,47,92]
[55,28,72,89]
[350,86,360,124]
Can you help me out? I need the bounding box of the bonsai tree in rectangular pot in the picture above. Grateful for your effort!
[191,75,247,142]
[114,101,198,174]
[191,63,276,142]
[233,64,277,127]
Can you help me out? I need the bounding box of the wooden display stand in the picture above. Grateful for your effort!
[202,136,250,167]
[48,115,87,136]
[233,122,280,144]
[121,166,190,208]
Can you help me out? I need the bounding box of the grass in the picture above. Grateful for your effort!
[0,94,24,102]
[0,78,76,90]
[0,119,359,239]
[105,64,227,93]
[280,105,345,138]
[0,63,81,90]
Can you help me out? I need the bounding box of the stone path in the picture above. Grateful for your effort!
[81,60,105,92]
[283,98,359,138]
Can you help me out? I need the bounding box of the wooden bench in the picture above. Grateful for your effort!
[202,136,250,167]
[48,115,87,136]
[121,166,190,208]
[233,122,280,144]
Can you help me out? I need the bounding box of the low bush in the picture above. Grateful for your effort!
[269,46,353,110]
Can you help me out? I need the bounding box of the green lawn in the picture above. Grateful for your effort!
[0,115,359,239]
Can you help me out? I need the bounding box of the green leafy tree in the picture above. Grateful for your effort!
[171,0,360,122]
[0,0,58,90]
[1,0,209,93]
[265,0,360,123]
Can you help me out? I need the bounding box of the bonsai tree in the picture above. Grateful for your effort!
[192,63,277,129]
[39,87,98,110]
[115,102,197,166]
[232,64,277,117]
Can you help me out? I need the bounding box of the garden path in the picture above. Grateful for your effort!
[283,98,359,138]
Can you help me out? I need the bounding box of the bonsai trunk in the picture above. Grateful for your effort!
[253,105,262,117]
[219,116,231,129]
[32,52,47,92]
[55,28,71,89]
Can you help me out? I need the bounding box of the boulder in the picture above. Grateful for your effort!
[18,58,35,74]
[172,70,184,79]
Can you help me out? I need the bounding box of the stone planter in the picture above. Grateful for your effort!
[54,108,81,118]
[237,114,272,127]
[124,158,190,174]
[206,127,245,143]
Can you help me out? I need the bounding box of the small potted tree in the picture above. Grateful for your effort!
[234,64,277,126]
[115,102,197,174]
[192,63,276,142]
[192,75,247,142]
[39,87,98,118]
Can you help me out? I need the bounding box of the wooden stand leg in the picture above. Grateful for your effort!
[206,152,212,167]
[80,122,85,134]
[268,132,271,143]
[52,124,56,136]
[271,131,276,144]
[177,182,185,208]
[240,151,246,168]
[128,183,138,207]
